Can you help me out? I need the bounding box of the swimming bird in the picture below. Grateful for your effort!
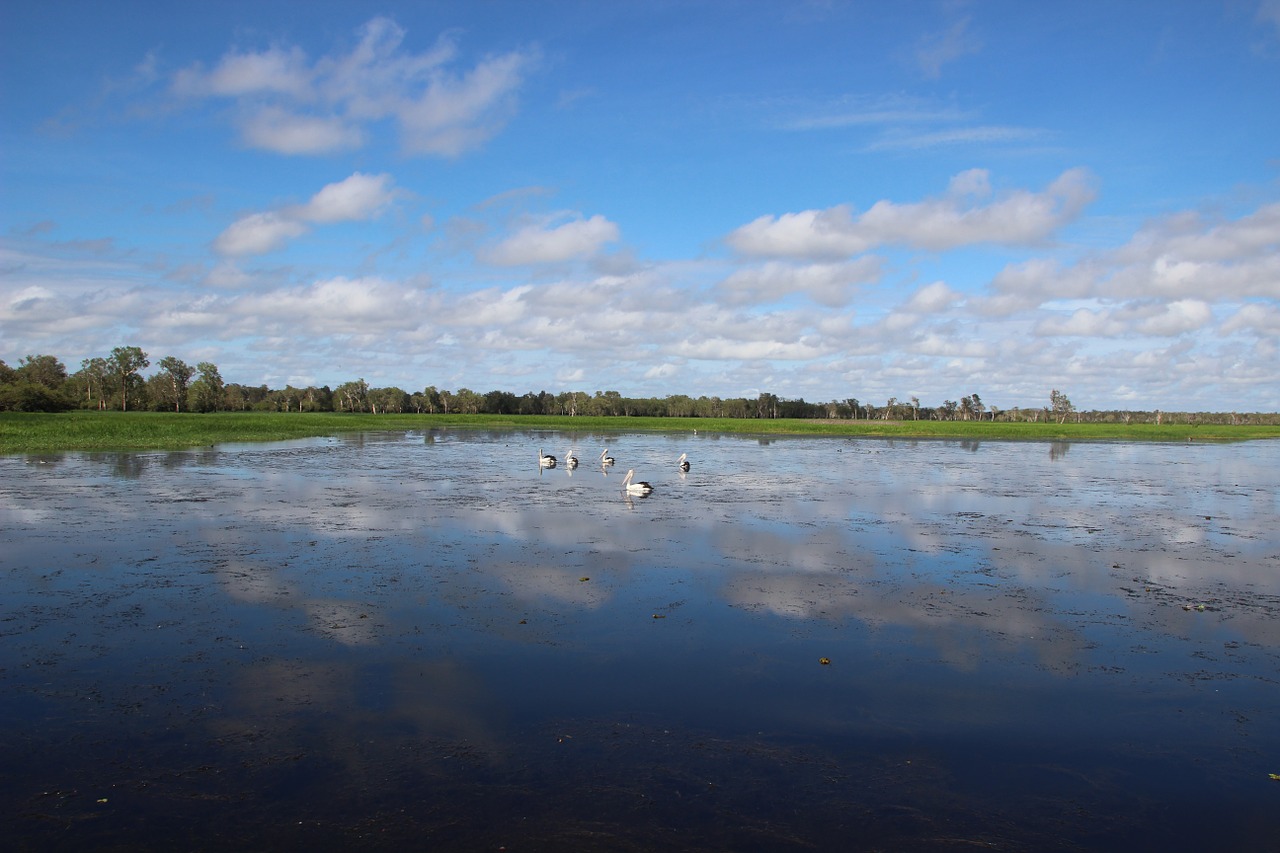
[622,469,653,495]
[565,449,579,469]
[677,452,690,472]
[600,448,615,467]
[539,449,557,468]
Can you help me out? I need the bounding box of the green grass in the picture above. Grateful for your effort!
[2,410,1278,454]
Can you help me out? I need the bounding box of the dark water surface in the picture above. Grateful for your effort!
[3,431,1278,851]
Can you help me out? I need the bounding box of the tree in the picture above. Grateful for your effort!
[334,379,370,412]
[0,381,74,412]
[109,346,149,411]
[1049,389,1075,424]
[78,357,112,409]
[17,354,68,388]
[154,356,195,412]
[370,386,409,414]
[188,362,225,412]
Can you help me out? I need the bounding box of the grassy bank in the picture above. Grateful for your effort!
[4,411,1279,454]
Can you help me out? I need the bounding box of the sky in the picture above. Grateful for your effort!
[2,0,1278,412]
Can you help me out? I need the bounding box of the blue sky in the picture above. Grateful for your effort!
[3,0,1278,412]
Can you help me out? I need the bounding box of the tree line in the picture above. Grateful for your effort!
[1,348,1274,425]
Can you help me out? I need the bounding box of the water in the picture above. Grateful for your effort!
[2,430,1278,851]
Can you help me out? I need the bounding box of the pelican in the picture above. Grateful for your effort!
[565,448,579,469]
[677,453,690,472]
[600,448,615,467]
[622,469,653,496]
[538,449,557,468]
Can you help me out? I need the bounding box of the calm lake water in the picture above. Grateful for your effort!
[2,430,1278,851]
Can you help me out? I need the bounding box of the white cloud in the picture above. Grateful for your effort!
[213,173,398,257]
[171,17,536,157]
[173,46,313,98]
[915,16,982,79]
[240,107,364,155]
[902,281,961,314]
[1035,307,1128,338]
[727,168,1095,258]
[1135,299,1213,337]
[484,214,620,266]
[718,258,882,307]
[299,173,398,223]
[232,276,428,334]
[213,212,308,257]
[865,125,1047,152]
[1221,302,1280,335]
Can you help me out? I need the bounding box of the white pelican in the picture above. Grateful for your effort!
[677,453,690,472]
[600,448,615,467]
[538,449,557,468]
[622,469,653,495]
[565,449,579,469]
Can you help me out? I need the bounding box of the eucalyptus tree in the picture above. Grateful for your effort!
[369,386,409,414]
[77,357,112,409]
[153,356,195,412]
[452,388,482,414]
[109,346,149,411]
[1050,389,1075,424]
[334,379,370,412]
[187,362,225,412]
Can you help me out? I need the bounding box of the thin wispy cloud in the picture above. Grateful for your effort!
[865,125,1049,151]
[915,15,982,79]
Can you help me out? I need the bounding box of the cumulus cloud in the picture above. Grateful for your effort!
[298,172,398,223]
[1221,301,1280,335]
[727,168,1095,258]
[718,258,882,307]
[171,17,536,157]
[231,276,429,334]
[901,281,962,314]
[213,212,308,256]
[484,214,620,265]
[1135,299,1214,337]
[214,173,398,257]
